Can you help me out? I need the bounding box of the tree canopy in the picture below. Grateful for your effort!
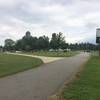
[4,39,15,51]
[3,31,97,52]
[14,31,67,51]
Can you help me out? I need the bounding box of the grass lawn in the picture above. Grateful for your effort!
[0,53,43,77]
[22,51,79,57]
[61,55,100,100]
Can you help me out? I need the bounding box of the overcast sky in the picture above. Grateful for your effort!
[0,0,100,45]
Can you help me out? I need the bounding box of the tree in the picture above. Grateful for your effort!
[15,31,50,51]
[50,32,66,50]
[0,46,3,52]
[15,39,23,50]
[31,37,38,50]
[37,35,49,50]
[61,43,68,49]
[4,39,15,51]
[50,33,58,49]
[21,31,33,51]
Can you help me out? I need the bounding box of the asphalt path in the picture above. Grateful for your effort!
[0,53,90,100]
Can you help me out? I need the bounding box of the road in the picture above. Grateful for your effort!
[0,53,90,100]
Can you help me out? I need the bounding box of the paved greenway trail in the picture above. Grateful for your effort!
[0,53,90,100]
[7,53,63,64]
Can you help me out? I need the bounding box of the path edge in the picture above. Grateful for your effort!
[48,54,91,100]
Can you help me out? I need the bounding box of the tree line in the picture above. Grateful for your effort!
[2,31,97,52]
[4,31,67,51]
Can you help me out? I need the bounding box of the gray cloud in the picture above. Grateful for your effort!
[0,0,100,45]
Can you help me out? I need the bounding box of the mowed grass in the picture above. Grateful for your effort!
[23,51,79,57]
[61,55,100,100]
[0,53,43,77]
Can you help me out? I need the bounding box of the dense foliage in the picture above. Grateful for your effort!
[3,31,98,51]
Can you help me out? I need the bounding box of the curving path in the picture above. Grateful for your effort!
[0,53,90,100]
[7,53,64,63]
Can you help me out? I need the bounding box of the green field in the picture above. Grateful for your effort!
[22,51,79,57]
[61,55,100,100]
[0,53,43,77]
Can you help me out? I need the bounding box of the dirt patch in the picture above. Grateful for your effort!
[48,95,59,100]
